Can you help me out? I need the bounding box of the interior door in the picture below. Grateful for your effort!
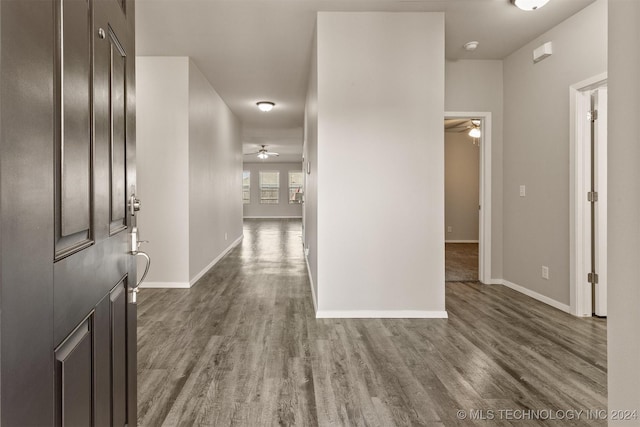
[0,0,137,424]
[593,87,608,317]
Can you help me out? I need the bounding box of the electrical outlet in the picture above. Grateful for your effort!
[224,232,228,241]
[520,185,526,197]
[447,226,453,233]
[304,246,310,256]
[542,266,549,280]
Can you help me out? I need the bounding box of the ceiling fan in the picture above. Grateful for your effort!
[245,145,279,160]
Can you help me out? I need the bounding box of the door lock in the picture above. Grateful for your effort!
[128,194,141,216]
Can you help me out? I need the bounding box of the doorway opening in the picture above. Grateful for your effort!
[570,73,608,317]
[444,112,492,284]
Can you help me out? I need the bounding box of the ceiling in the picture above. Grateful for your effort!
[136,0,596,163]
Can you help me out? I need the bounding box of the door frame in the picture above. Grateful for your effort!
[570,72,607,317]
[445,111,492,284]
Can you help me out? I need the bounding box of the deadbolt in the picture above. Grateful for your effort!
[128,194,141,216]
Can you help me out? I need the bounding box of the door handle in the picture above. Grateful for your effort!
[129,226,150,304]
[130,252,150,304]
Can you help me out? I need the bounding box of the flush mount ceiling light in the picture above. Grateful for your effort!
[512,0,550,11]
[464,41,479,51]
[256,101,275,112]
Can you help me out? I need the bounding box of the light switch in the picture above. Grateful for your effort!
[542,266,549,280]
[520,185,526,197]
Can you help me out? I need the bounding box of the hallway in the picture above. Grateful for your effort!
[137,219,606,426]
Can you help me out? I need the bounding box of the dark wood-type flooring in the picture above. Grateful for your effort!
[137,219,607,426]
[445,243,479,282]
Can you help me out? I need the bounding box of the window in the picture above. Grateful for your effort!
[289,171,303,204]
[259,171,279,204]
[242,171,250,204]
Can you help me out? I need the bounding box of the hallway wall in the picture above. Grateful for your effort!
[608,0,640,419]
[188,60,243,282]
[137,56,243,288]
[312,12,446,317]
[136,57,190,284]
[502,0,607,307]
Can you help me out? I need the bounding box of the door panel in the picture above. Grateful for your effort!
[55,317,93,427]
[61,0,92,237]
[109,30,128,235]
[55,0,93,258]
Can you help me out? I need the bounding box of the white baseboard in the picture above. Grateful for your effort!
[500,279,571,314]
[304,254,318,312]
[243,216,302,219]
[315,310,448,319]
[445,240,479,243]
[189,235,244,287]
[139,282,190,289]
[139,235,243,289]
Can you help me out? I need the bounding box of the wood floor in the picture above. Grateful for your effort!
[445,243,479,282]
[137,219,607,426]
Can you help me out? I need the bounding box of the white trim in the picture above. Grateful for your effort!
[316,310,448,319]
[445,240,479,243]
[189,235,244,287]
[569,72,607,317]
[501,280,571,314]
[445,111,492,285]
[139,282,190,289]
[138,236,244,289]
[304,254,318,312]
[243,216,303,219]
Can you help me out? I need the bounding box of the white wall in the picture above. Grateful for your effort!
[137,56,242,287]
[608,0,640,420]
[445,132,479,242]
[502,0,607,305]
[303,32,318,307]
[242,162,303,218]
[136,57,190,284]
[315,12,445,316]
[445,59,503,278]
[189,60,243,281]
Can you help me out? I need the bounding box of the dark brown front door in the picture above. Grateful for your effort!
[0,0,137,424]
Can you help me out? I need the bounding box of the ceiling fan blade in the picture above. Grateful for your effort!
[244,151,260,155]
[265,152,279,156]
